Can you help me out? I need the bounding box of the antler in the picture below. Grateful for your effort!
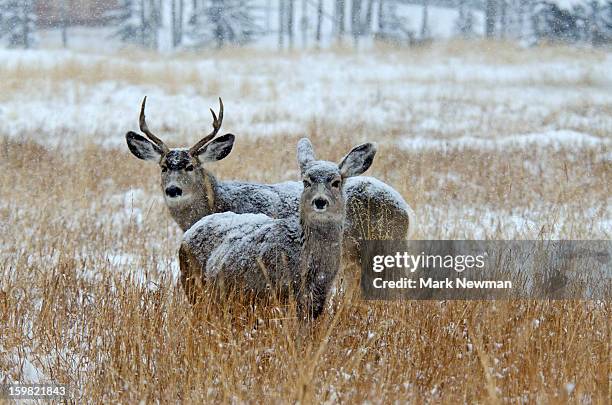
[139,97,169,154]
[189,97,224,155]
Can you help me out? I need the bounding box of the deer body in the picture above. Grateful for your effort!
[180,213,302,301]
[126,98,414,266]
[170,172,412,261]
[168,171,302,231]
[179,140,376,319]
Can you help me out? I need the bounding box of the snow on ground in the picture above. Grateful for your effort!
[420,204,612,240]
[0,45,610,279]
[398,130,611,151]
[0,16,609,400]
[1,47,611,150]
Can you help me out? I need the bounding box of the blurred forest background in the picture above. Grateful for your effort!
[0,0,611,50]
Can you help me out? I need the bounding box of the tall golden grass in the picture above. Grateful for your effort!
[0,42,610,403]
[1,132,609,402]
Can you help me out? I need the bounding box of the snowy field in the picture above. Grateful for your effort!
[0,40,610,402]
[1,39,610,242]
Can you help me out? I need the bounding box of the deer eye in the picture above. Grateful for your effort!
[331,180,341,189]
[185,165,194,172]
[303,179,311,188]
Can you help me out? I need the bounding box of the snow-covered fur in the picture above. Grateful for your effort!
[170,171,415,264]
[126,110,415,265]
[127,136,415,263]
[179,139,377,320]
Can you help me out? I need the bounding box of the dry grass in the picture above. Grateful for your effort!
[0,131,610,403]
[0,42,611,403]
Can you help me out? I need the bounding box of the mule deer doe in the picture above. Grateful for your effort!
[179,138,376,319]
[125,98,415,267]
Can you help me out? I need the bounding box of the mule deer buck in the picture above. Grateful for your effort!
[179,138,376,319]
[125,97,415,267]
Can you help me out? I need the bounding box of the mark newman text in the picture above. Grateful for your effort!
[373,278,513,289]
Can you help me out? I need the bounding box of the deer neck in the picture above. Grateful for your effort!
[299,217,344,285]
[169,168,219,231]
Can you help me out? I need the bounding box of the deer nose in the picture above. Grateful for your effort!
[165,185,183,198]
[312,198,328,211]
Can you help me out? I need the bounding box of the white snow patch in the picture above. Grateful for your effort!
[0,346,47,384]
[399,130,610,151]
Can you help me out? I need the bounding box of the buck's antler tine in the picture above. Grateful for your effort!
[140,97,169,153]
[216,97,224,129]
[189,97,225,155]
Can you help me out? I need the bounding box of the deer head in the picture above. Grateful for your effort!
[296,138,377,225]
[125,97,235,207]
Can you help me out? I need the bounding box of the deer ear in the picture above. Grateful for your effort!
[126,132,163,161]
[196,134,235,162]
[297,138,316,171]
[338,142,377,178]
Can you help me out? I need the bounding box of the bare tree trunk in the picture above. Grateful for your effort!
[301,0,307,48]
[420,0,429,39]
[335,0,346,41]
[172,0,177,47]
[589,1,598,45]
[517,0,526,38]
[192,0,199,24]
[210,0,223,48]
[171,0,184,47]
[457,0,467,37]
[316,0,323,46]
[339,0,345,38]
[266,0,272,32]
[377,0,384,32]
[61,0,69,48]
[22,1,29,49]
[364,0,374,35]
[499,0,507,39]
[279,0,285,49]
[151,0,160,50]
[178,0,184,46]
[351,0,361,46]
[140,0,146,47]
[288,0,295,49]
[486,0,497,38]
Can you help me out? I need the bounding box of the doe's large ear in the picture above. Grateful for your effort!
[338,142,377,178]
[297,138,316,171]
[126,131,163,161]
[196,134,235,163]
